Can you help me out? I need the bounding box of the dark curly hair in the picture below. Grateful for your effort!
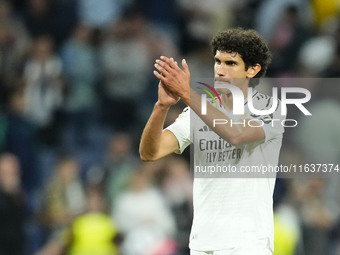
[211,28,272,87]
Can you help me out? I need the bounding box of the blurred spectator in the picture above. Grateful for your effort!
[292,84,340,255]
[294,83,340,166]
[0,153,26,255]
[311,0,339,28]
[99,13,151,131]
[94,132,139,208]
[60,23,99,114]
[267,5,312,76]
[160,156,193,255]
[136,0,181,43]
[99,10,178,131]
[21,0,77,47]
[10,0,25,12]
[291,178,335,255]
[0,0,31,107]
[273,180,302,255]
[132,11,179,122]
[40,156,86,242]
[178,0,234,54]
[5,86,38,194]
[23,0,55,38]
[78,0,133,29]
[66,187,119,255]
[23,35,65,146]
[273,213,299,255]
[60,23,100,149]
[255,0,312,41]
[298,36,335,77]
[233,0,265,29]
[113,165,176,254]
[322,25,340,77]
[50,0,78,46]
[185,40,214,79]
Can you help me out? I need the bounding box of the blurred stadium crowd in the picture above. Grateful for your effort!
[0,0,340,254]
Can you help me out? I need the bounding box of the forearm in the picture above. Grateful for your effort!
[139,102,170,161]
[153,56,264,145]
[153,57,244,144]
[187,88,255,146]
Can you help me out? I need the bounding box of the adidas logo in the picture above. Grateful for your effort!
[199,125,212,132]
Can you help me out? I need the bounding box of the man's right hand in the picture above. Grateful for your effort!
[139,57,181,162]
[157,57,180,107]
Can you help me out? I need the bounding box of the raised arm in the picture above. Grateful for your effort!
[153,56,265,146]
[188,88,265,145]
[139,80,180,162]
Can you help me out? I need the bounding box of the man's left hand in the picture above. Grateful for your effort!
[153,56,191,105]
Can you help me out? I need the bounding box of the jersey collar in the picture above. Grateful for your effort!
[244,89,258,106]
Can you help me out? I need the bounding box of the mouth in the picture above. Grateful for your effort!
[214,77,231,84]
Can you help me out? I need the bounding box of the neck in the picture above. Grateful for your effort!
[222,86,249,112]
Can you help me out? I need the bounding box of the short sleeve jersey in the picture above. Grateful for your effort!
[165,90,286,251]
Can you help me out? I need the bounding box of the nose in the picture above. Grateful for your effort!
[216,63,226,77]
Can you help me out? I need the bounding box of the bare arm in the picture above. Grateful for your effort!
[139,80,180,161]
[139,103,179,161]
[189,88,264,145]
[154,56,264,146]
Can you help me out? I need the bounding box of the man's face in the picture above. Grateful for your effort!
[214,50,252,94]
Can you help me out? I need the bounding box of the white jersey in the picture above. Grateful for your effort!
[165,90,285,251]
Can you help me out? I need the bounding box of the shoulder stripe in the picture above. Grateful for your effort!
[275,99,280,111]
[265,97,272,108]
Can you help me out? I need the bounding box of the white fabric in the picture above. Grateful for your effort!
[166,90,285,251]
[113,188,176,237]
[190,238,272,255]
[24,57,63,127]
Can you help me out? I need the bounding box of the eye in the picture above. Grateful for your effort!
[226,61,236,66]
[214,58,221,64]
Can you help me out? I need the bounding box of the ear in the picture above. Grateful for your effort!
[246,64,261,78]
